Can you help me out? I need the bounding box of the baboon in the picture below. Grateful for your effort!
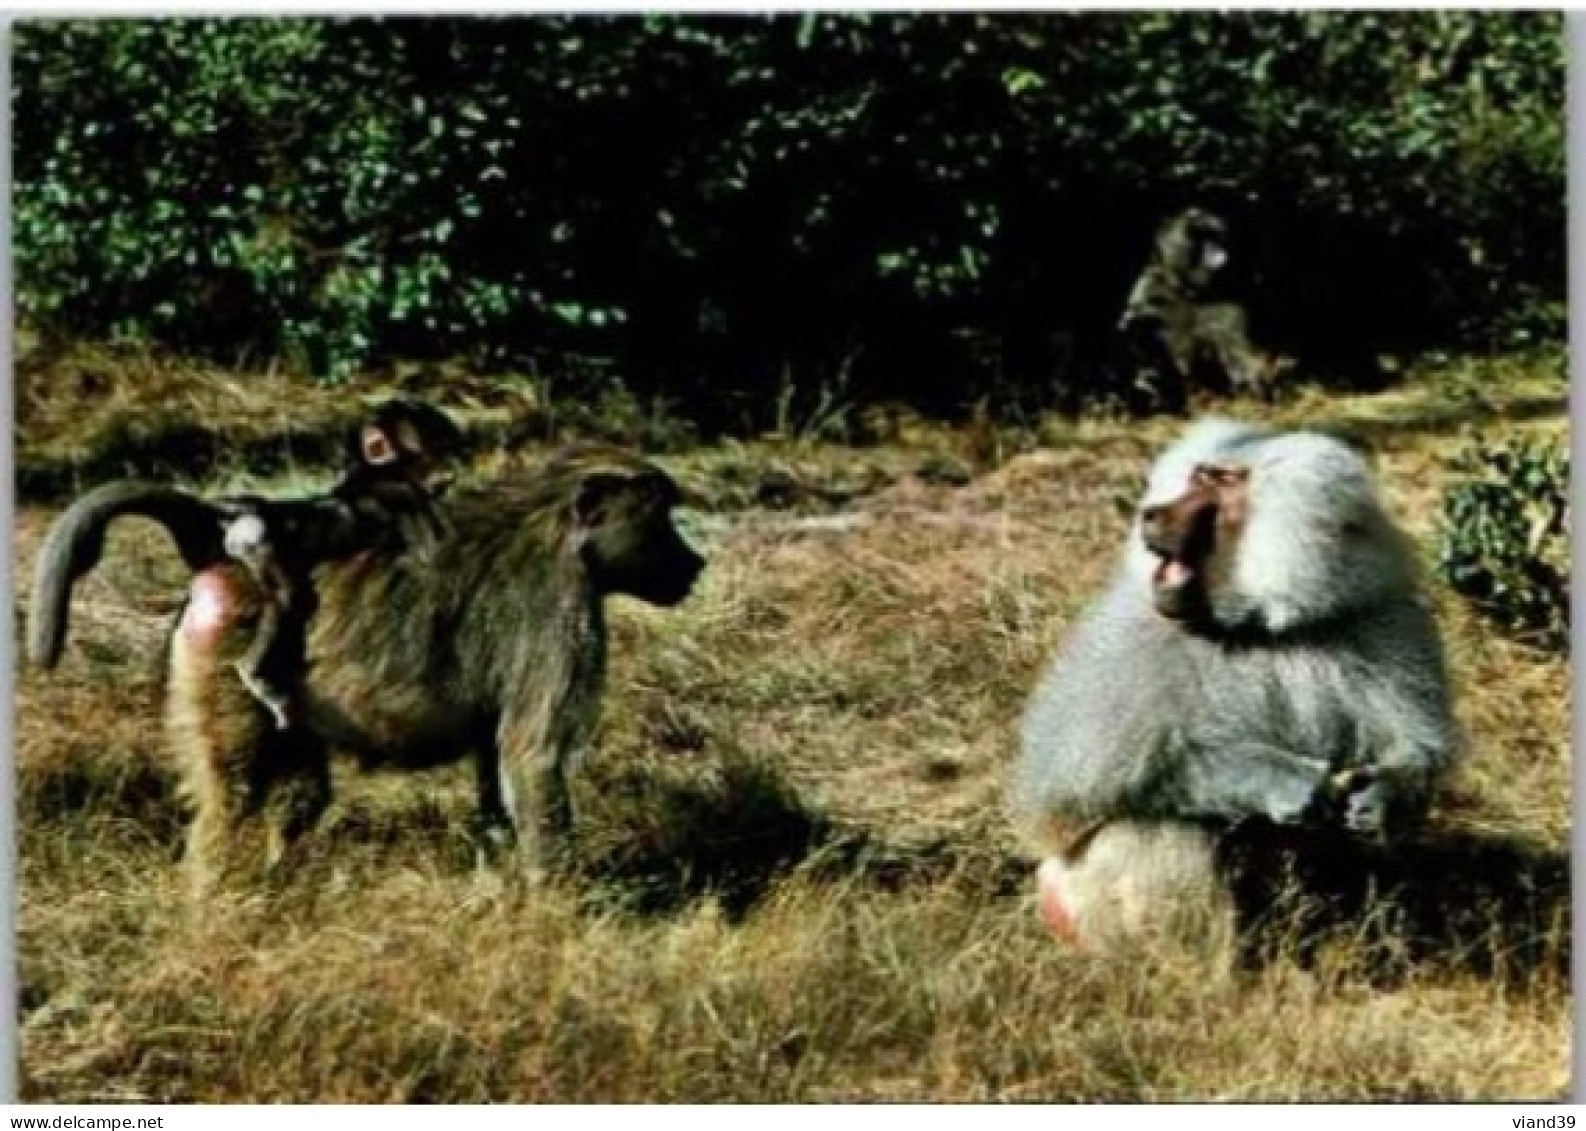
[1118,207,1285,404]
[1118,202,1438,407]
[1011,419,1459,953]
[26,399,461,673]
[29,444,706,890]
[221,397,463,730]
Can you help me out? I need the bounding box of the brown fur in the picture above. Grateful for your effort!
[34,444,705,892]
[222,398,464,730]
[1119,208,1289,406]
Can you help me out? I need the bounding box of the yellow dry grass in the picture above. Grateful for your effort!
[13,347,1571,1102]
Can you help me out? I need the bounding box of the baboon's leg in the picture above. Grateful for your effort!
[495,711,577,877]
[1155,311,1197,414]
[1196,304,1273,399]
[261,727,333,871]
[471,742,520,865]
[166,568,273,897]
[1215,333,1270,399]
[232,563,299,731]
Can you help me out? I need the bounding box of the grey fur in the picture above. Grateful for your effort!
[1013,419,1459,842]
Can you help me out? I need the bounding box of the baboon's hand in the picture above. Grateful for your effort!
[1328,765,1378,798]
[1298,764,1378,828]
[1343,781,1392,842]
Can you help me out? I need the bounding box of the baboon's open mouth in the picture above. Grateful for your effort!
[1144,500,1217,607]
[1144,523,1204,602]
[1152,555,1196,597]
[1146,528,1218,623]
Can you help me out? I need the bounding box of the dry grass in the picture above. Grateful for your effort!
[14,346,1571,1102]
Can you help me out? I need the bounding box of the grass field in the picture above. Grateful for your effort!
[13,343,1572,1102]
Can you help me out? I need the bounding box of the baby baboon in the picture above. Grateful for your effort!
[1011,419,1459,953]
[30,443,706,890]
[218,398,462,729]
[28,399,462,726]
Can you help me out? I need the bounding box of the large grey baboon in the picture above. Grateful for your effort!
[1011,419,1460,952]
[29,444,706,892]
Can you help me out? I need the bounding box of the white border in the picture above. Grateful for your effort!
[3,4,1578,1111]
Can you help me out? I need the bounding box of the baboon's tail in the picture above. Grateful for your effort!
[27,481,227,669]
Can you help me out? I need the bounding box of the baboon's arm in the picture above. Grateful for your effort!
[28,480,228,668]
[1170,739,1334,826]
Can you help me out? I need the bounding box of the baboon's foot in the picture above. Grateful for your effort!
[264,824,316,880]
[472,817,519,872]
[1318,766,1401,844]
[1328,765,1378,797]
[1296,765,1378,827]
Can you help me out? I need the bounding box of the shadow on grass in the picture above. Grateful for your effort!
[571,753,836,919]
[20,759,186,850]
[23,739,1566,985]
[569,748,1029,919]
[1218,820,1571,982]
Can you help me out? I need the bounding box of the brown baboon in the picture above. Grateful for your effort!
[30,444,706,890]
[222,397,463,730]
[1118,208,1286,404]
[1011,419,1459,955]
[26,399,461,673]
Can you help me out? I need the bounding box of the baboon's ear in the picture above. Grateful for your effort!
[361,424,398,466]
[573,473,630,528]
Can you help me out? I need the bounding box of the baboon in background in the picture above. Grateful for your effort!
[1118,202,1441,408]
[1118,207,1287,405]
[29,444,706,890]
[1011,419,1460,954]
[221,397,463,730]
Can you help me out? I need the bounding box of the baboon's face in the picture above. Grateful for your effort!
[359,400,464,479]
[1118,207,1232,335]
[1139,462,1250,623]
[575,470,706,607]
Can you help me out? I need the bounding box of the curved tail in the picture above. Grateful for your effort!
[28,481,228,668]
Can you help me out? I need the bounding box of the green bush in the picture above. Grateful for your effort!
[12,14,1567,414]
[1438,435,1570,653]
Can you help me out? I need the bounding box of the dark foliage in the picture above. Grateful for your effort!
[14,14,1565,422]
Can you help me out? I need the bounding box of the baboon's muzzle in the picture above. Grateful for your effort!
[645,544,707,607]
[1140,486,1219,619]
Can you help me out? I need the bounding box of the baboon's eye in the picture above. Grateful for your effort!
[573,473,632,527]
[1194,463,1249,487]
[638,476,683,510]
